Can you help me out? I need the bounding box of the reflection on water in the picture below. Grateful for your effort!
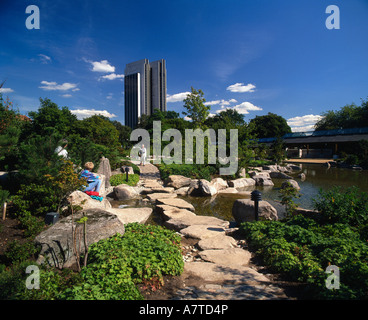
[110,164,368,223]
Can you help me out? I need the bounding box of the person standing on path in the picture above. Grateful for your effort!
[139,144,147,166]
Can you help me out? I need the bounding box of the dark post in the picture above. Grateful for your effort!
[124,166,129,182]
[251,190,262,221]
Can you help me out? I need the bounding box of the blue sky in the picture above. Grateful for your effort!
[1,0,367,131]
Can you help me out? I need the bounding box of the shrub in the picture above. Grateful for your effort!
[240,208,368,299]
[110,173,140,186]
[313,186,368,226]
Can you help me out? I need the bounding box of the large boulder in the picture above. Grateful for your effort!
[228,178,256,188]
[232,199,278,224]
[281,179,301,190]
[97,157,111,189]
[35,208,125,268]
[113,184,138,200]
[188,179,218,197]
[269,172,293,179]
[66,190,112,211]
[210,178,228,191]
[251,174,274,186]
[165,175,192,189]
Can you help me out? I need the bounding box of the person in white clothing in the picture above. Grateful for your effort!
[55,139,69,159]
[139,144,146,166]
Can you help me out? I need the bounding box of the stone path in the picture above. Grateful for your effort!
[137,162,161,181]
[132,161,291,300]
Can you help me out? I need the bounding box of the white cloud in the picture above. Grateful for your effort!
[100,73,124,81]
[217,101,262,115]
[167,92,191,103]
[70,108,117,120]
[205,99,238,107]
[0,88,14,93]
[38,54,51,64]
[89,60,115,73]
[287,114,323,132]
[227,83,256,93]
[39,81,78,91]
[106,93,113,100]
[61,94,72,98]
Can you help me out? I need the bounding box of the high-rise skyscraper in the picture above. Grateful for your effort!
[124,58,167,128]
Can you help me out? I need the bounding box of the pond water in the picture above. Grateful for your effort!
[183,163,368,221]
[111,163,368,223]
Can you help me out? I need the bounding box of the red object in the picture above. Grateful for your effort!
[85,191,100,196]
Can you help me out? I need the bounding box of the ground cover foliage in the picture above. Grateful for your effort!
[0,223,184,300]
[240,186,368,299]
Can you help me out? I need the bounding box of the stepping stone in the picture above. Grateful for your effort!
[155,198,195,212]
[180,224,226,239]
[199,248,252,267]
[183,261,270,285]
[146,193,177,201]
[165,215,229,232]
[197,234,238,250]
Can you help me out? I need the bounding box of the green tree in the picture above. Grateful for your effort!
[249,112,291,138]
[27,98,78,137]
[314,99,368,131]
[182,87,210,129]
[111,120,132,150]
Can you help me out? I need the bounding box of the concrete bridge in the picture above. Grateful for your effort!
[257,127,368,159]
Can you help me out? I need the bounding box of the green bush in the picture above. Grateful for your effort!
[313,186,368,227]
[0,223,184,300]
[10,183,59,218]
[241,205,368,299]
[110,173,140,186]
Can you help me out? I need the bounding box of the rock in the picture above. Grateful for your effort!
[262,165,278,172]
[286,164,302,171]
[281,179,300,190]
[188,179,217,197]
[180,225,226,239]
[66,190,112,211]
[183,261,270,284]
[156,205,196,220]
[210,178,228,191]
[232,199,278,224]
[174,186,190,195]
[165,215,230,232]
[197,234,238,250]
[269,172,293,179]
[238,168,246,177]
[251,175,274,186]
[142,180,163,189]
[165,175,192,189]
[228,178,256,188]
[298,173,306,180]
[142,187,175,194]
[113,184,138,200]
[97,157,111,189]
[35,208,125,268]
[218,187,238,194]
[146,192,177,202]
[156,197,195,212]
[106,207,152,225]
[121,166,134,175]
[199,248,252,267]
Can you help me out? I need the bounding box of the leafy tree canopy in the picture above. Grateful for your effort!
[314,99,368,131]
[249,112,291,138]
[182,87,210,129]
